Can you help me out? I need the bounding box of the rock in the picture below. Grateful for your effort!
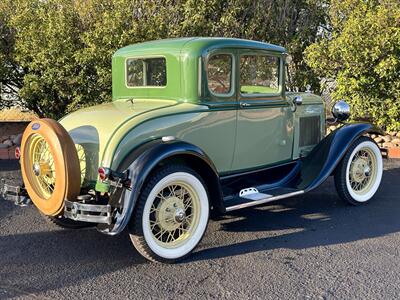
[383,135,392,142]
[2,139,13,147]
[388,131,396,136]
[383,142,395,148]
[371,134,377,139]
[329,125,337,131]
[392,138,400,145]
[0,143,8,149]
[374,136,384,143]
[396,132,400,138]
[13,133,22,146]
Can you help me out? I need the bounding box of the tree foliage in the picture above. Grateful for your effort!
[306,0,400,130]
[0,0,326,119]
[0,1,23,107]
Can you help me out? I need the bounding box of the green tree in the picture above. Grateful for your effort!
[1,0,327,119]
[306,0,400,131]
[0,0,23,109]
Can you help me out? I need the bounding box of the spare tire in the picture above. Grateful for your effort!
[20,119,81,216]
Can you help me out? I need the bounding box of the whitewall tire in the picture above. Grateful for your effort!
[129,164,209,263]
[334,136,383,205]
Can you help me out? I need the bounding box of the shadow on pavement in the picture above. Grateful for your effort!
[0,226,146,297]
[190,165,400,262]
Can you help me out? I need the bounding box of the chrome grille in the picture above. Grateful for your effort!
[299,116,321,147]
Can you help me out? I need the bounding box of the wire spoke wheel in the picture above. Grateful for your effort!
[149,181,200,248]
[20,119,81,216]
[129,165,209,262]
[26,134,56,200]
[348,148,377,195]
[335,136,383,205]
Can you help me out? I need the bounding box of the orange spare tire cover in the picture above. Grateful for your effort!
[20,119,81,216]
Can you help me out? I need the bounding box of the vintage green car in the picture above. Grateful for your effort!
[4,38,384,262]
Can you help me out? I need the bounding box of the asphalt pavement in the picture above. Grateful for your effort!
[0,159,399,299]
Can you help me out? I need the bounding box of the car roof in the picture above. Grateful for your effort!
[113,37,287,57]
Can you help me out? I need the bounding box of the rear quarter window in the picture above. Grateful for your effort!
[126,57,167,87]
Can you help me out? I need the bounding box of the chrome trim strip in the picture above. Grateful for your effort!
[225,190,304,212]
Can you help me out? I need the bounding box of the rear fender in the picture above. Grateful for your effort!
[99,139,221,235]
[294,122,383,191]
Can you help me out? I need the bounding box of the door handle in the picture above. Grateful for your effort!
[239,102,251,108]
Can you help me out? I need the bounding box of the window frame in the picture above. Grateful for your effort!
[125,55,167,89]
[238,51,283,98]
[205,52,235,98]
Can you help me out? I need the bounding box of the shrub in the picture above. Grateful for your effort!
[305,0,400,131]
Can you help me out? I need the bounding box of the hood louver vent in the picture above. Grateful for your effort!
[299,116,321,147]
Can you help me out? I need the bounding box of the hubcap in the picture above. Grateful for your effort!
[148,182,200,248]
[33,163,41,176]
[175,208,186,223]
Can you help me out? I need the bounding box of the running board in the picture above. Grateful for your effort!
[225,189,304,212]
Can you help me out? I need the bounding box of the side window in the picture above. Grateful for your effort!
[240,54,280,95]
[126,57,167,87]
[207,54,232,95]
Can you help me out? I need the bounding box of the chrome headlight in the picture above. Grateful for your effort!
[332,100,351,121]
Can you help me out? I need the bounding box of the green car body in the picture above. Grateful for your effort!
[7,37,385,262]
[60,37,325,193]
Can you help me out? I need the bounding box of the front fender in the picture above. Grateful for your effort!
[294,122,383,191]
[99,139,219,235]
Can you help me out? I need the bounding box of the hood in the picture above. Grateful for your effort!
[60,99,178,186]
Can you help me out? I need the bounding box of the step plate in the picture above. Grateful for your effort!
[239,187,272,201]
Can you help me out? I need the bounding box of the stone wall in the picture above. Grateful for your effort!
[0,122,28,160]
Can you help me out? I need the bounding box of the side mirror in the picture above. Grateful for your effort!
[332,100,351,122]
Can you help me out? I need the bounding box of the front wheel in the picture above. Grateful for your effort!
[129,165,209,263]
[334,136,383,205]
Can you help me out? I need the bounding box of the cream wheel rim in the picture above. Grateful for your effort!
[348,147,377,195]
[142,171,209,259]
[148,181,201,248]
[25,134,56,199]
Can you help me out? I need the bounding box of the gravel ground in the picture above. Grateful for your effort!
[0,159,399,299]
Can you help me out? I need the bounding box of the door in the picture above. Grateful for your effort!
[232,51,294,171]
[197,50,237,173]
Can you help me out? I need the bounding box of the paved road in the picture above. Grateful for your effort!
[0,159,399,299]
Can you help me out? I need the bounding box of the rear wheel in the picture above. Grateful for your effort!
[129,165,209,263]
[334,136,383,205]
